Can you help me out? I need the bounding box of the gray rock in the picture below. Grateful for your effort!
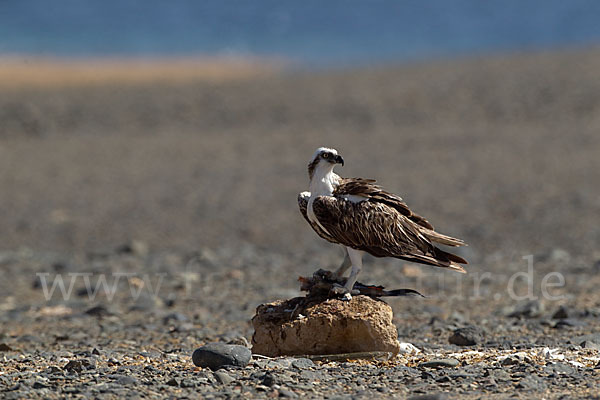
[213,371,234,385]
[279,388,299,398]
[580,341,600,350]
[419,359,459,368]
[553,319,586,328]
[486,368,511,382]
[291,358,315,370]
[449,326,483,346]
[408,394,448,400]
[192,343,251,371]
[108,374,137,385]
[516,374,547,391]
[543,363,575,375]
[17,335,41,343]
[575,333,600,345]
[180,378,196,388]
[162,312,188,324]
[507,300,544,319]
[548,248,570,264]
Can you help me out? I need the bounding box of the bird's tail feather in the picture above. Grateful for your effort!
[421,228,466,247]
[398,252,467,273]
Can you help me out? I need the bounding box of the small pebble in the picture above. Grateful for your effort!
[279,388,299,398]
[166,378,179,387]
[213,371,234,385]
[192,343,251,371]
[449,326,483,346]
[0,343,12,351]
[291,358,315,370]
[419,359,459,368]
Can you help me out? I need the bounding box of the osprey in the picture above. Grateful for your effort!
[298,147,467,300]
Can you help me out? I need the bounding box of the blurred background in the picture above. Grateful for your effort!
[1,0,600,272]
[3,0,600,383]
[2,4,600,396]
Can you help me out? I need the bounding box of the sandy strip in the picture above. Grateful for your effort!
[0,56,284,88]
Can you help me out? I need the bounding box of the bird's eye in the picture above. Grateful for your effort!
[322,153,329,159]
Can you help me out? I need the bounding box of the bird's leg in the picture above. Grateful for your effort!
[343,248,363,294]
[331,247,362,300]
[332,250,351,279]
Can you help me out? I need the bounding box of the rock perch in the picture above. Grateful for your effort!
[251,295,400,357]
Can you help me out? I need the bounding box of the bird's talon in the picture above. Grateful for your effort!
[330,284,347,295]
[330,284,358,299]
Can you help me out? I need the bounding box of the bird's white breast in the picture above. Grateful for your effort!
[307,169,338,235]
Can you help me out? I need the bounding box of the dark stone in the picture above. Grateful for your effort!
[260,372,277,387]
[580,341,600,350]
[507,300,544,319]
[166,378,179,387]
[449,326,483,346]
[84,305,112,317]
[45,366,62,375]
[0,343,12,351]
[32,276,43,289]
[52,262,68,272]
[553,319,585,329]
[64,360,83,373]
[192,343,251,371]
[115,243,134,254]
[419,359,459,368]
[552,306,569,319]
[32,382,47,389]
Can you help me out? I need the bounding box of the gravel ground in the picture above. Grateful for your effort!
[2,49,600,398]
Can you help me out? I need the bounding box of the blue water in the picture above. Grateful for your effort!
[1,0,600,65]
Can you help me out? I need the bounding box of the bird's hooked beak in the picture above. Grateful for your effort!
[335,154,344,166]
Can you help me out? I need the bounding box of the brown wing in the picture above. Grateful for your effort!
[312,195,467,272]
[334,178,465,247]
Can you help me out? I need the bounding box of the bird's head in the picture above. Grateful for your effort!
[308,147,344,179]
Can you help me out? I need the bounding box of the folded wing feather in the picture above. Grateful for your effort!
[297,177,467,272]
